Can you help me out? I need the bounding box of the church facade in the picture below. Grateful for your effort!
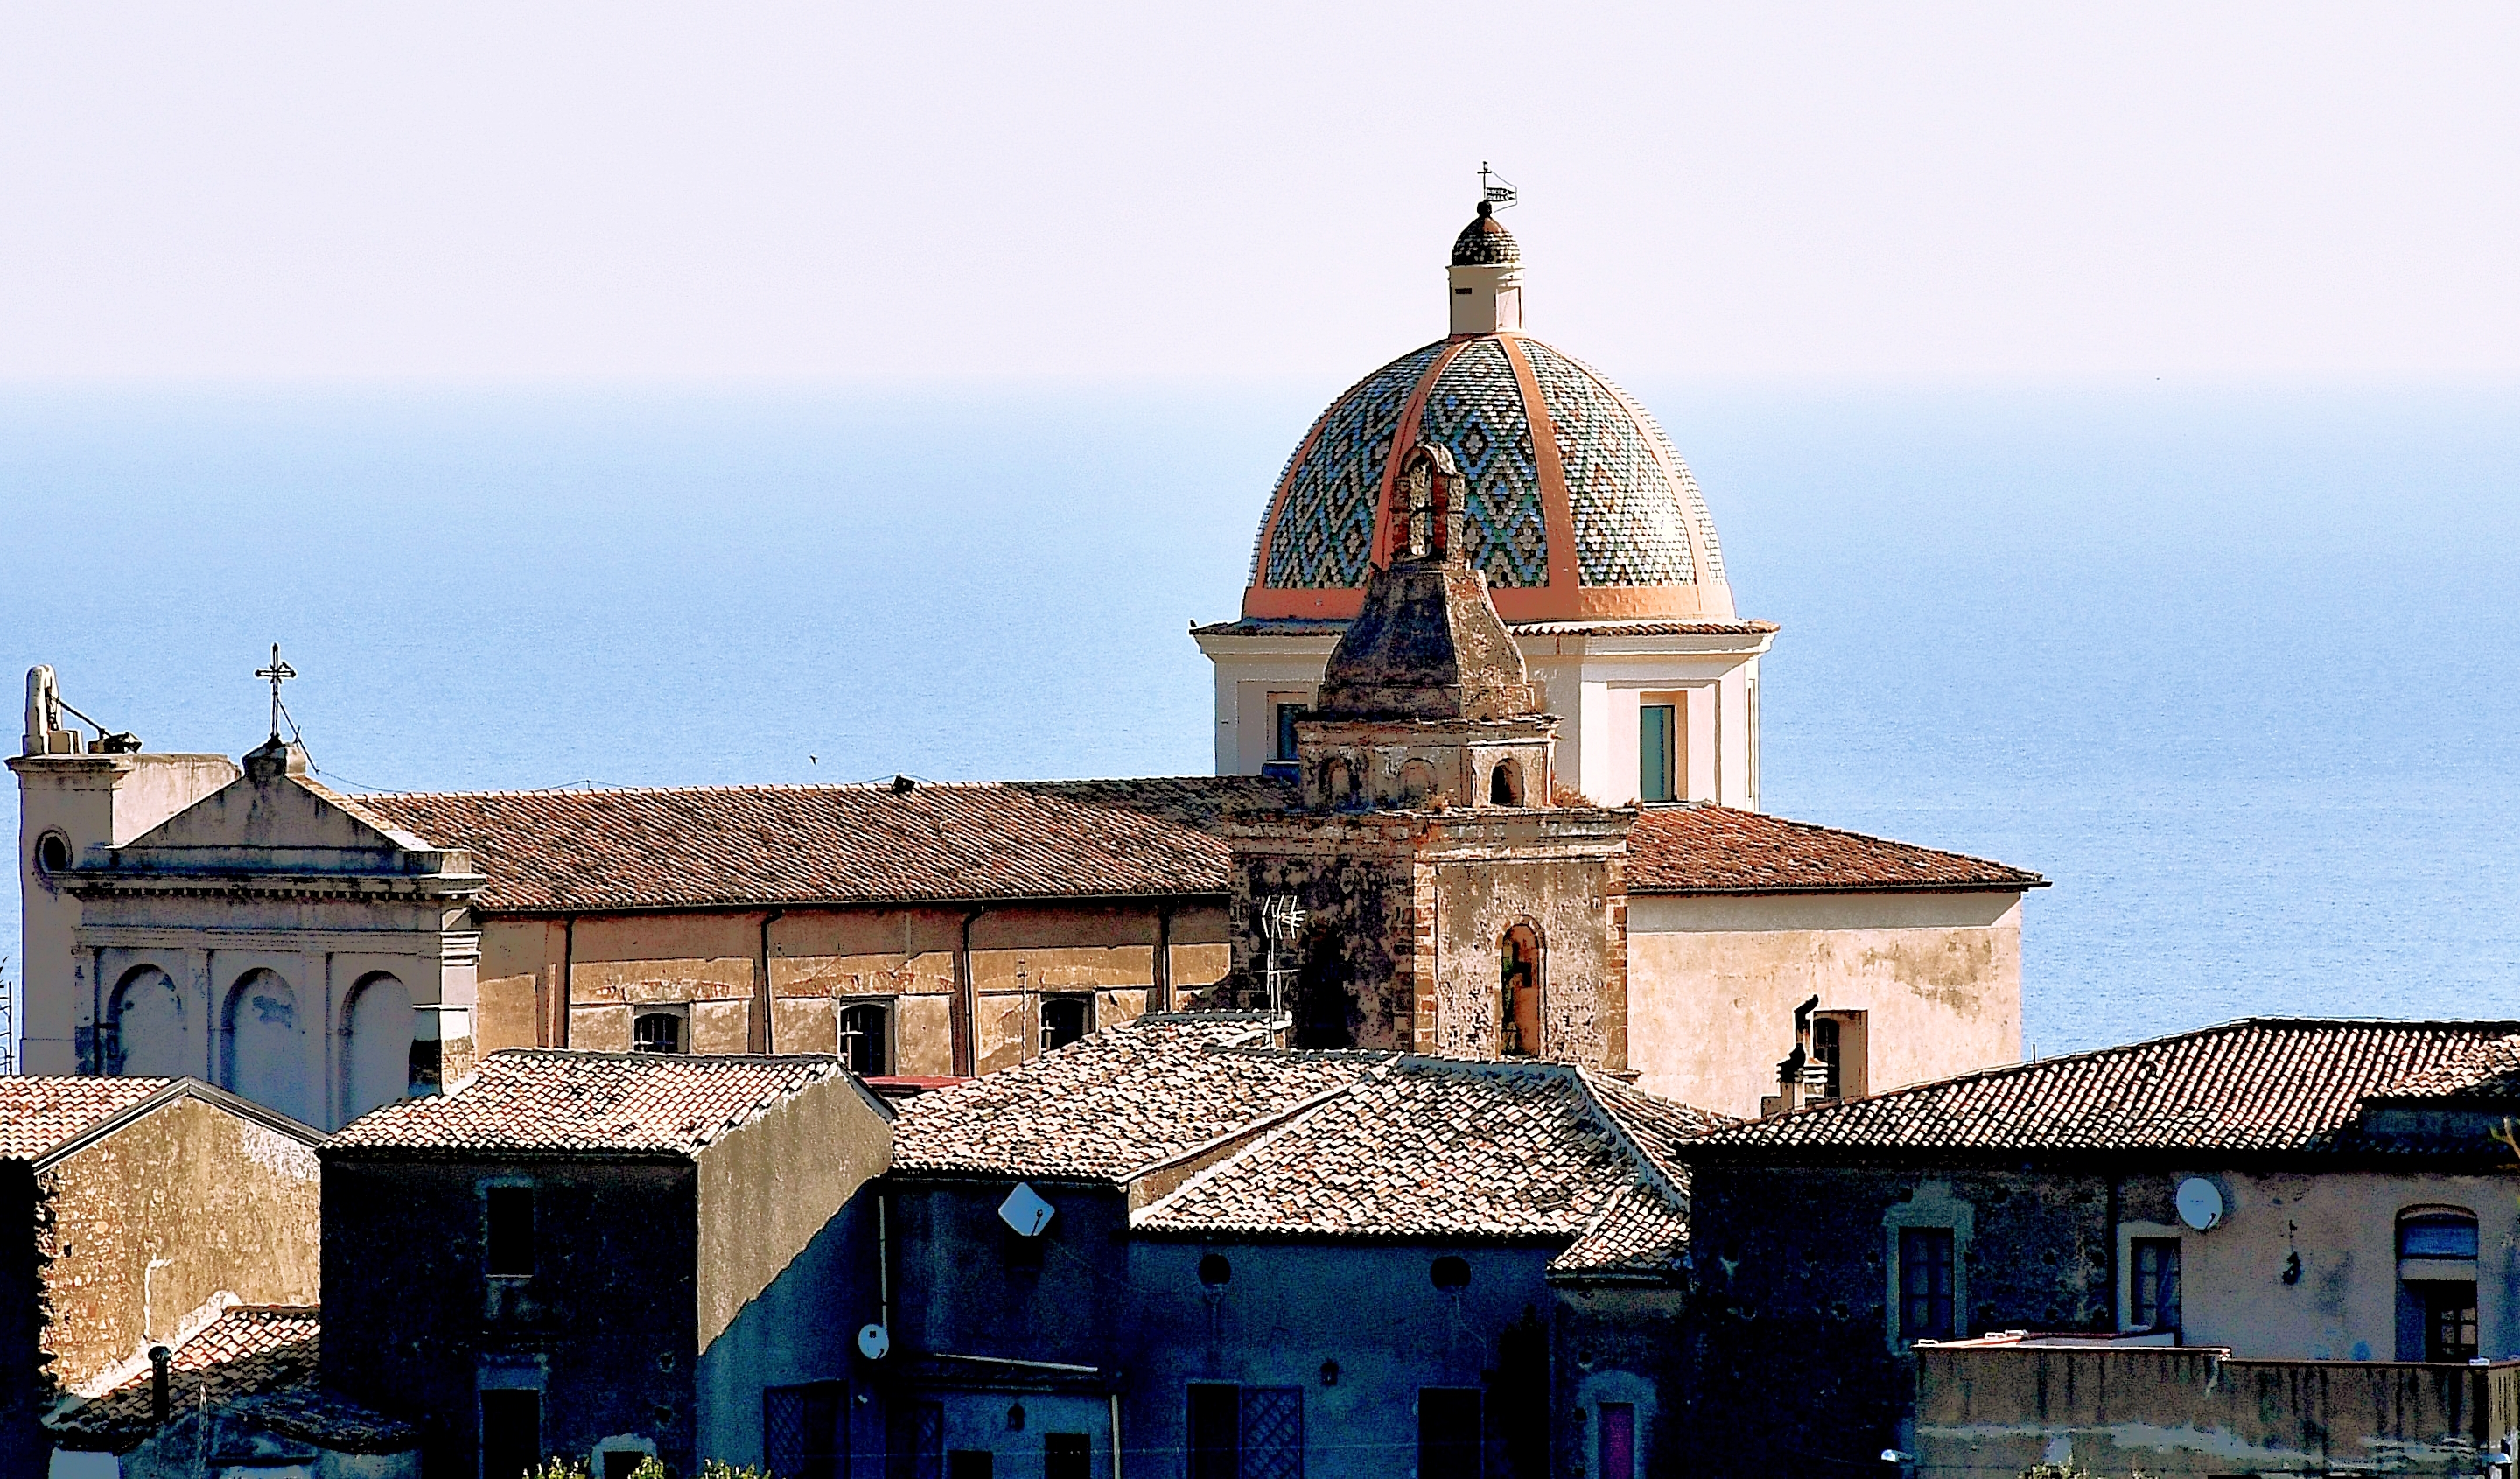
[11,200,2041,1132]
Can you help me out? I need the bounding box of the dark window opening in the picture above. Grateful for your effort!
[1189,1384,1299,1479]
[602,1454,645,1479]
[884,1399,942,1479]
[1040,996,1093,1052]
[1043,1434,1090,1479]
[1640,704,1677,803]
[1274,703,1307,762]
[1599,1403,1636,1479]
[2401,1210,2480,1258]
[34,832,69,873]
[1004,1220,1046,1273]
[1500,927,1540,1057]
[409,1033,444,1096]
[766,1382,846,1479]
[1418,1388,1482,1479]
[1198,1252,1232,1289]
[485,1186,535,1278]
[1900,1227,1956,1342]
[2426,1285,2481,1362]
[2131,1237,2181,1332]
[1489,758,1522,806]
[1431,1255,1472,1291]
[946,1454,992,1479]
[479,1390,542,1479]
[839,1001,891,1076]
[633,1010,684,1055]
[1812,1017,1842,1101]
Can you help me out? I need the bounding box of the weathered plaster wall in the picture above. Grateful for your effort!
[1916,1346,2505,1479]
[1628,891,2021,1117]
[1428,848,1626,1069]
[38,1096,321,1397]
[1551,1285,1688,1479]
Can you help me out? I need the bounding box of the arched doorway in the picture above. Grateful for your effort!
[343,973,416,1122]
[224,969,314,1125]
[108,964,198,1078]
[1500,925,1542,1057]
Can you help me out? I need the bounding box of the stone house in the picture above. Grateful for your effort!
[0,1075,322,1479]
[45,1305,417,1479]
[880,1012,1724,1479]
[1679,1017,2520,1477]
[318,1049,892,1479]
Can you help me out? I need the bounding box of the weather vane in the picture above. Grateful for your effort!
[255,644,297,742]
[1480,161,1516,210]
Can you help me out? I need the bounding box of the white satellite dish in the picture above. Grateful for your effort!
[998,1181,1056,1237]
[2175,1177,2224,1231]
[856,1322,890,1361]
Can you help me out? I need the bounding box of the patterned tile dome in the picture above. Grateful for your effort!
[1243,331,1734,622]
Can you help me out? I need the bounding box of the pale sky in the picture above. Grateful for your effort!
[4,2,2517,384]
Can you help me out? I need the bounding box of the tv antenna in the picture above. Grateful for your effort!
[1257,895,1306,1031]
[1479,162,1517,210]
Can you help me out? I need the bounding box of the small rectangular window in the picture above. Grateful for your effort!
[633,1008,686,1055]
[1900,1227,1956,1341]
[1275,703,1308,762]
[2401,1215,2480,1258]
[884,1400,942,1479]
[946,1454,992,1479]
[766,1382,846,1479]
[1640,704,1676,803]
[480,1390,542,1479]
[1040,996,1094,1052]
[2131,1237,2180,1331]
[838,1000,892,1076]
[1598,1403,1636,1479]
[1043,1434,1090,1479]
[486,1186,535,1278]
[2425,1285,2481,1362]
[1418,1388,1482,1479]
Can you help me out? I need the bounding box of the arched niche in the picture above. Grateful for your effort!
[1489,757,1524,806]
[224,969,314,1125]
[108,964,199,1078]
[1396,759,1437,804]
[343,972,416,1122]
[1500,922,1543,1057]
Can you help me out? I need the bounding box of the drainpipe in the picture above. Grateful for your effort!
[149,1344,172,1426]
[755,909,785,1054]
[953,908,986,1076]
[1152,905,1173,1013]
[1109,1391,1124,1479]
[556,916,577,1048]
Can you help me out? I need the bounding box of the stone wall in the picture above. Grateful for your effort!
[36,1095,322,1398]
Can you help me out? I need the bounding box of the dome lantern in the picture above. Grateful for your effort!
[1449,200,1523,336]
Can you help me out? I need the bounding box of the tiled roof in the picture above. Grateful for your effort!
[355,777,1274,914]
[0,1076,174,1160]
[1136,1060,1650,1241]
[327,1049,855,1157]
[1627,805,2045,895]
[1452,204,1521,267]
[890,1015,1376,1181]
[1551,1181,1693,1279]
[50,1307,416,1454]
[1693,1019,2520,1160]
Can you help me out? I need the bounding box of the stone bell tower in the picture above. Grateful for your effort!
[1214,445,1635,1065]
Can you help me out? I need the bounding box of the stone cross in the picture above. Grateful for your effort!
[254,644,297,742]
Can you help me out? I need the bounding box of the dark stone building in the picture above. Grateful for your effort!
[319,1049,892,1479]
[879,1012,1724,1479]
[1680,1017,2520,1477]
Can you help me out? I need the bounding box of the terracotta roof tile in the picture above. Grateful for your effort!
[1693,1019,2520,1159]
[50,1307,416,1454]
[0,1076,174,1160]
[327,1049,855,1157]
[1551,1181,1693,1279]
[890,1014,1376,1181]
[1626,805,2044,895]
[355,777,1278,915]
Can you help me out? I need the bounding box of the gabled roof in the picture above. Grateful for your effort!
[326,1049,875,1158]
[890,1014,1377,1181]
[355,777,1275,914]
[48,1306,415,1454]
[892,1014,1728,1280]
[1626,805,2045,896]
[0,1076,323,1165]
[1691,1019,2520,1161]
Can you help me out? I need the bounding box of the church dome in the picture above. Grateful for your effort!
[1244,207,1733,624]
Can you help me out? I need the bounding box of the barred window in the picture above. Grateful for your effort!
[1900,1227,1956,1341]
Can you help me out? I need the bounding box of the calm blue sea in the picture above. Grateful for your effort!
[4,382,2516,1058]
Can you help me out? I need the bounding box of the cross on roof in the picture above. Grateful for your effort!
[254,644,296,742]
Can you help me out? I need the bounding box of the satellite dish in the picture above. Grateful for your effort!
[856,1322,890,1361]
[2175,1177,2224,1231]
[998,1182,1056,1237]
